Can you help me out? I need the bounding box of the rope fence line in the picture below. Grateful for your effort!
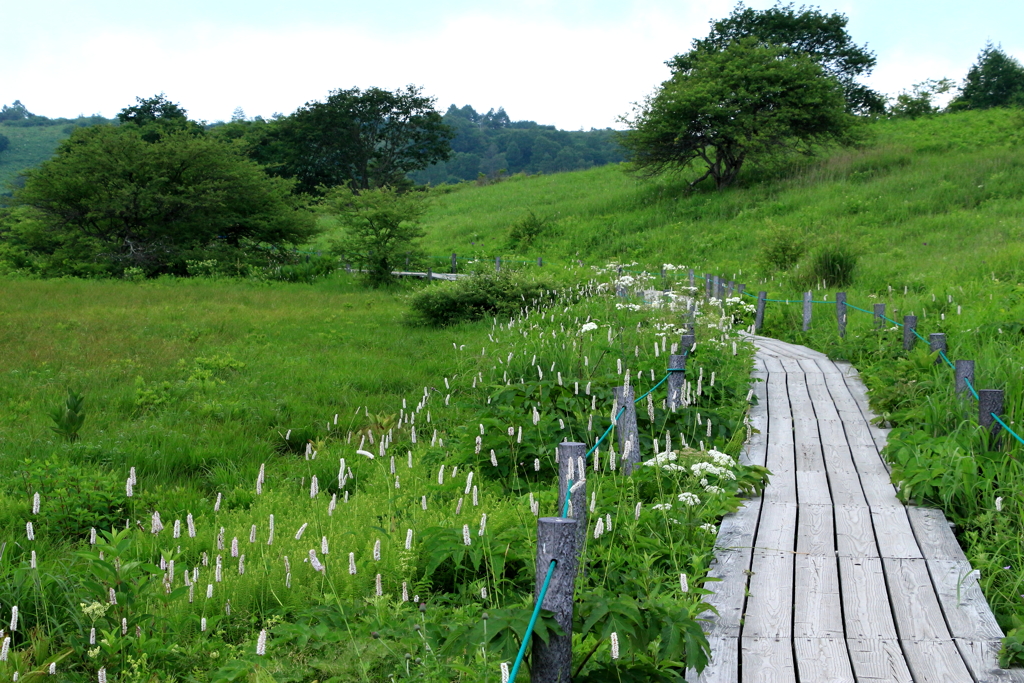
[734,280,1023,449]
[508,346,692,681]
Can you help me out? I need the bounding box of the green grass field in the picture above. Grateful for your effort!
[0,123,71,191]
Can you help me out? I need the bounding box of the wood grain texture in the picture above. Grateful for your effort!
[901,638,974,682]
[741,637,797,683]
[882,558,951,640]
[745,551,795,638]
[754,502,797,552]
[797,471,833,506]
[907,507,967,561]
[871,506,923,559]
[797,504,836,556]
[835,505,879,558]
[794,637,856,682]
[692,635,739,683]
[928,559,1004,640]
[794,554,844,638]
[839,557,898,639]
[703,548,754,637]
[715,498,762,551]
[846,638,914,682]
[955,639,1024,682]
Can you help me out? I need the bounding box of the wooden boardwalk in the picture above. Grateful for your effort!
[692,336,1021,683]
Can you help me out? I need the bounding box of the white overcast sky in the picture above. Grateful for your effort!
[4,0,1022,129]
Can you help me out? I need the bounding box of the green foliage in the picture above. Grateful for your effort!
[756,224,805,273]
[672,2,882,114]
[888,78,956,119]
[116,93,203,142]
[411,105,625,185]
[796,242,858,288]
[507,210,549,251]
[407,270,555,326]
[324,185,429,286]
[951,42,1024,111]
[265,85,454,194]
[9,125,317,275]
[49,389,85,442]
[623,38,852,189]
[0,133,9,155]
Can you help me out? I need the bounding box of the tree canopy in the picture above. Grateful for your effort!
[950,43,1024,110]
[9,125,316,275]
[254,86,454,194]
[623,38,851,190]
[670,2,882,114]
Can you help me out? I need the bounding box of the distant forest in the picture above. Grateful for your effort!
[409,105,626,185]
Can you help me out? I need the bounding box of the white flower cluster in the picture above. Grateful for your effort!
[677,492,701,507]
[641,451,686,471]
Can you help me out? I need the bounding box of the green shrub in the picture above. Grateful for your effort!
[757,225,805,273]
[407,270,555,326]
[797,242,858,288]
[507,210,548,251]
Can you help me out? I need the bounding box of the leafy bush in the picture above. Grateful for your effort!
[756,225,805,273]
[507,210,549,251]
[407,270,556,326]
[49,389,85,442]
[797,242,858,288]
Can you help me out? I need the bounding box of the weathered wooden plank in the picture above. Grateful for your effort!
[716,498,762,551]
[754,503,797,552]
[778,356,805,374]
[797,504,835,556]
[829,467,869,507]
[928,559,1004,641]
[882,558,950,640]
[807,382,841,421]
[741,637,797,683]
[849,444,892,479]
[691,635,738,683]
[794,637,856,681]
[907,507,967,562]
[797,471,833,506]
[839,557,898,639]
[847,638,913,682]
[955,639,1024,682]
[901,639,974,682]
[835,505,879,558]
[703,548,754,637]
[871,506,923,559]
[795,439,826,472]
[794,554,844,638]
[745,551,795,638]
[762,356,787,373]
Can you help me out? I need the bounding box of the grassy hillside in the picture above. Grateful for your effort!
[418,109,1024,289]
[0,123,71,191]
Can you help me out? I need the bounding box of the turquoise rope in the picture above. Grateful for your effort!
[846,303,874,315]
[507,559,556,682]
[938,350,956,370]
[964,377,981,401]
[510,356,689,681]
[991,414,1024,448]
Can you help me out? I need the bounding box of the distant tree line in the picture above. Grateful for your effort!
[0,99,115,129]
[408,105,626,185]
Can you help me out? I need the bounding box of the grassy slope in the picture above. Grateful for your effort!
[419,109,1024,288]
[0,123,69,190]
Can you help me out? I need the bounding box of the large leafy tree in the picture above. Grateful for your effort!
[950,43,1024,110]
[670,2,883,115]
[260,85,454,194]
[9,125,316,274]
[622,38,851,190]
[117,93,204,142]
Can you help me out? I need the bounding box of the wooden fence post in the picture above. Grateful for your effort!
[496,256,501,272]
[802,291,812,332]
[667,354,687,410]
[929,333,947,363]
[556,442,588,553]
[680,333,696,353]
[836,292,847,338]
[426,267,433,283]
[737,283,746,297]
[405,253,410,270]
[755,291,767,332]
[873,303,886,329]
[716,276,725,300]
[538,256,543,267]
[979,389,1004,436]
[955,360,975,396]
[531,517,579,683]
[903,315,917,351]
[689,269,695,289]
[614,385,640,475]
[451,253,457,274]
[704,274,712,300]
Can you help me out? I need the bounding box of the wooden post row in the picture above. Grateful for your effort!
[450,252,457,274]
[531,517,579,683]
[979,389,1004,437]
[955,360,974,396]
[802,291,812,331]
[836,291,847,338]
[614,386,641,475]
[755,291,767,332]
[873,303,886,329]
[903,315,917,350]
[929,333,946,364]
